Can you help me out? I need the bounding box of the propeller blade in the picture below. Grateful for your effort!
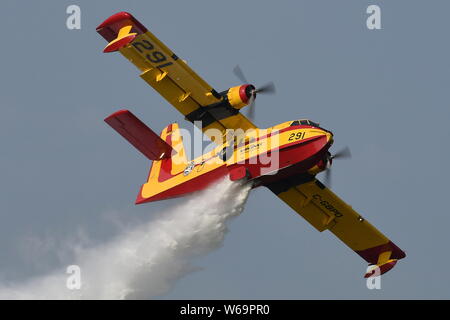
[332,146,352,160]
[232,65,276,123]
[246,94,256,121]
[321,147,351,188]
[233,65,248,84]
[256,81,276,95]
[324,168,332,188]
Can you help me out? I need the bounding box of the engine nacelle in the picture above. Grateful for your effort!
[226,84,255,110]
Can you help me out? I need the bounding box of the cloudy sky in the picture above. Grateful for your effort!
[0,0,449,299]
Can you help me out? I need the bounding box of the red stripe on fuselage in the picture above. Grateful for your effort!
[138,131,331,204]
[158,127,327,183]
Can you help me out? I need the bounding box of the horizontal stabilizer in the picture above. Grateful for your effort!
[104,110,175,160]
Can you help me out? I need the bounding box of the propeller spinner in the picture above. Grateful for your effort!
[232,65,276,121]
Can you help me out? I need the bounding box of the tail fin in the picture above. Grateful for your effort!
[136,123,189,204]
[104,109,175,160]
[158,123,189,175]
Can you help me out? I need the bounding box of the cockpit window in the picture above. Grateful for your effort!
[290,119,320,127]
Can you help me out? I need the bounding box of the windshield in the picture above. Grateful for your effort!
[290,119,320,127]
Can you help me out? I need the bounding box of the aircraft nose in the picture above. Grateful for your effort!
[325,130,334,145]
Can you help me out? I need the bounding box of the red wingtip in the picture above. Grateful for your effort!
[97,11,147,43]
[97,11,134,30]
[356,241,406,265]
[97,11,133,30]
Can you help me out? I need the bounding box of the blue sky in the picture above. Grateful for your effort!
[0,0,449,299]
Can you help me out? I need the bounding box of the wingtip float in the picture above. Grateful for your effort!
[98,12,405,278]
[97,11,146,53]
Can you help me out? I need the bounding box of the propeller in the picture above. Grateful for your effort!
[323,146,352,187]
[233,65,248,83]
[330,146,351,160]
[232,65,276,121]
[255,81,276,95]
[324,165,332,188]
[247,94,256,121]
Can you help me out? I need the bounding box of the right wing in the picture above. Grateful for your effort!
[97,12,256,143]
[267,175,406,277]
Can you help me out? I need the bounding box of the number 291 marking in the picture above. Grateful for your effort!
[132,40,173,69]
[288,131,305,141]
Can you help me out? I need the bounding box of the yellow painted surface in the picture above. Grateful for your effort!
[117,31,257,143]
[141,124,331,199]
[226,86,246,110]
[276,179,390,251]
[104,21,402,265]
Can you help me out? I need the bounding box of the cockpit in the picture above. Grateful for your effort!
[290,119,321,128]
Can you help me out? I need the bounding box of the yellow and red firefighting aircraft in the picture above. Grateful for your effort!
[97,12,405,278]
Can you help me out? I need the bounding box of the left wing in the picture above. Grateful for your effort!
[97,12,256,143]
[267,176,406,277]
